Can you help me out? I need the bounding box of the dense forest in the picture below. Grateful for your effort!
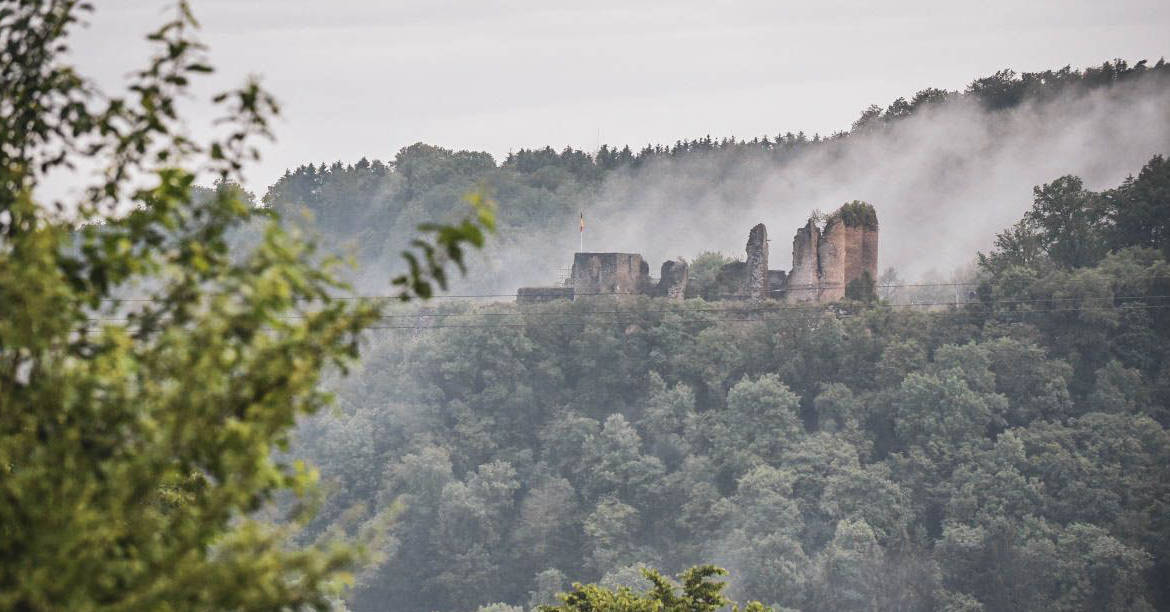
[255,64,1170,611]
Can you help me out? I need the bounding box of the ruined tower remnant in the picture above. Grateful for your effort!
[654,259,689,299]
[787,219,821,303]
[569,252,651,296]
[745,223,769,300]
[789,201,879,303]
[862,225,879,284]
[817,217,848,301]
[517,252,687,302]
[713,223,776,300]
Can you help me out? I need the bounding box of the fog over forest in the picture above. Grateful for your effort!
[261,64,1170,294]
[5,3,1170,611]
[254,61,1170,611]
[586,77,1169,279]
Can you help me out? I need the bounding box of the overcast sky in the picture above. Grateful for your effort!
[69,0,1170,195]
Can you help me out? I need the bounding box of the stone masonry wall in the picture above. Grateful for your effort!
[817,218,847,302]
[655,259,688,299]
[519,204,876,305]
[787,220,820,303]
[861,227,879,282]
[570,252,650,296]
[843,225,865,286]
[784,204,878,303]
[746,223,769,300]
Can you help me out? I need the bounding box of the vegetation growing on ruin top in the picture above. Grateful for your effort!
[828,200,879,230]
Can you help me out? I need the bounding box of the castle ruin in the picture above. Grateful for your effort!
[786,202,879,302]
[570,252,651,296]
[517,202,878,304]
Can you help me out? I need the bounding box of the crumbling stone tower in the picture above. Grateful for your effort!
[712,223,775,300]
[570,252,651,295]
[745,223,769,300]
[788,201,878,303]
[518,252,689,303]
[787,219,821,303]
[654,259,689,299]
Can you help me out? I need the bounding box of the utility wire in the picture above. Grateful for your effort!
[92,283,984,302]
[82,302,1170,331]
[361,294,1170,319]
[95,275,1170,304]
[358,303,1170,330]
[85,294,1170,323]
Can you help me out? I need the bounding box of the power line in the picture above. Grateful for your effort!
[85,294,1170,323]
[97,283,972,302]
[363,294,1170,319]
[94,275,1170,304]
[81,302,1170,331]
[359,304,1170,330]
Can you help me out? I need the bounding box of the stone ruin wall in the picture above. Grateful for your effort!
[654,259,689,299]
[517,204,876,305]
[787,208,878,303]
[517,253,689,303]
[570,252,651,296]
[817,218,848,302]
[843,225,878,289]
[745,224,769,299]
[861,228,879,282]
[843,225,866,285]
[787,221,820,303]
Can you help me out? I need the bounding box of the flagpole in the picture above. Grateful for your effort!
[578,212,584,252]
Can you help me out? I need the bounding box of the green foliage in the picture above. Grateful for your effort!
[0,2,489,609]
[686,251,738,299]
[981,155,1170,274]
[809,519,884,611]
[829,201,879,230]
[393,188,496,300]
[1109,154,1170,259]
[1026,176,1108,268]
[844,270,877,302]
[540,565,772,612]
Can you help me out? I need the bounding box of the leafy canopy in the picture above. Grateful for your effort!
[539,565,772,612]
[0,1,491,609]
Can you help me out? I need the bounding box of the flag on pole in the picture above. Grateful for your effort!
[579,211,585,232]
